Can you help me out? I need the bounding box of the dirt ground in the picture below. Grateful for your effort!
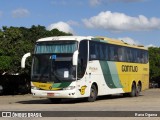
[0,89,159,119]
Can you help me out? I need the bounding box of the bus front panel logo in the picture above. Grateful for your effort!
[79,85,87,95]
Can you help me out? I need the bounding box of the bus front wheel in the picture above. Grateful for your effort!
[87,84,98,102]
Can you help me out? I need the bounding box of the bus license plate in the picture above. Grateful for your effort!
[47,93,54,97]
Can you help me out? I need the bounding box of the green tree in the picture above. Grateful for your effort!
[0,25,72,75]
[148,47,160,84]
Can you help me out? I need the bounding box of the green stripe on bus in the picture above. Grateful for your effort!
[99,61,122,88]
[59,82,71,88]
[108,62,123,88]
[99,61,116,88]
[52,82,71,88]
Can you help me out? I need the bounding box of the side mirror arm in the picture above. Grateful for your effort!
[21,52,31,68]
[72,50,79,66]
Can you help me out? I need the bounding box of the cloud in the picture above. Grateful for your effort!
[12,8,30,18]
[47,21,74,34]
[89,0,101,6]
[83,11,160,32]
[118,37,140,45]
[146,44,157,48]
[67,20,79,26]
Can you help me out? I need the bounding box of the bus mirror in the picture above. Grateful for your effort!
[21,52,31,68]
[72,50,78,66]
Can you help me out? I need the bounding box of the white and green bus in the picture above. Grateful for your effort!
[21,36,149,102]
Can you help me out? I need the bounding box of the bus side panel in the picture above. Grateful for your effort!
[76,60,125,98]
[76,61,125,98]
[76,61,149,98]
[116,62,149,93]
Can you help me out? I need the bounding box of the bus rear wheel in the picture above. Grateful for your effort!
[129,83,136,97]
[87,84,98,102]
[136,83,141,96]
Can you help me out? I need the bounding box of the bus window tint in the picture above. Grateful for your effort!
[89,41,109,61]
[127,48,134,62]
[89,42,96,60]
[109,45,119,61]
[117,47,126,62]
[77,40,88,78]
[89,40,148,64]
[100,44,108,60]
[89,41,99,60]
[99,44,104,59]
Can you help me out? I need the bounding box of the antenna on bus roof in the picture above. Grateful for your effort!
[121,40,144,47]
[121,40,129,45]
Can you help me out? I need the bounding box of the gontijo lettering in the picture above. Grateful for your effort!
[122,65,138,72]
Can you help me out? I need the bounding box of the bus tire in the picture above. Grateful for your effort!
[87,84,98,102]
[136,83,141,97]
[129,83,136,97]
[49,98,62,104]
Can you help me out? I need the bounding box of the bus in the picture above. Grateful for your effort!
[21,36,149,103]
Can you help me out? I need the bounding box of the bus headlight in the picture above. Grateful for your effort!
[63,86,75,90]
[31,86,40,90]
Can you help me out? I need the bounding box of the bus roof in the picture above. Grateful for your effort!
[36,36,147,50]
[95,36,147,50]
[37,36,93,42]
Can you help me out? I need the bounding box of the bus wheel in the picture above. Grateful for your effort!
[49,98,62,104]
[87,84,98,102]
[136,83,141,97]
[129,83,136,97]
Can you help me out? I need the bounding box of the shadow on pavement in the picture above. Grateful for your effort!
[16,94,144,104]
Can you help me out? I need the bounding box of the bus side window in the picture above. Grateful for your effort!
[95,43,100,59]
[133,49,138,63]
[109,45,118,61]
[77,40,88,78]
[99,44,104,60]
[144,51,148,63]
[137,50,142,63]
[126,48,132,62]
[118,47,124,61]
[102,44,109,60]
[89,42,96,60]
[109,46,114,61]
[104,45,109,60]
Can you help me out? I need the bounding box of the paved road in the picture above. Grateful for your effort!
[0,89,159,119]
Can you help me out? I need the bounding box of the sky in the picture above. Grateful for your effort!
[0,0,160,47]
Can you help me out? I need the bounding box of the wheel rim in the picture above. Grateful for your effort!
[91,88,95,98]
[88,85,97,102]
[132,84,136,97]
[136,84,141,96]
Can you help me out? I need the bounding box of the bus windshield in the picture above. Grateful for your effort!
[35,41,77,54]
[31,41,78,82]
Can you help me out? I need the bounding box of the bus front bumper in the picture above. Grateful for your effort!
[31,89,77,98]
